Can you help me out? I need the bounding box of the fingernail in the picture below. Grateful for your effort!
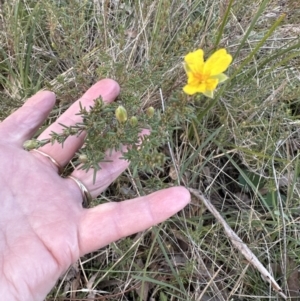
[24,91,56,107]
[83,79,120,103]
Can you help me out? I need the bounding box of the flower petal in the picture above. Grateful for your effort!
[183,82,206,95]
[186,72,199,85]
[205,78,219,91]
[183,84,198,95]
[184,49,204,74]
[185,49,204,64]
[203,49,232,76]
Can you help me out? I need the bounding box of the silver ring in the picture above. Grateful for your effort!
[67,176,92,208]
[31,149,63,174]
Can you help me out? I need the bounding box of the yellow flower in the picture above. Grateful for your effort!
[183,48,232,98]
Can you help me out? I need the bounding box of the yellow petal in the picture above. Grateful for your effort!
[203,49,232,76]
[183,84,198,95]
[186,72,200,85]
[205,78,218,91]
[185,49,204,64]
[184,49,204,74]
[183,82,206,95]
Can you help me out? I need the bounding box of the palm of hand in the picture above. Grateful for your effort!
[1,145,83,299]
[0,80,190,301]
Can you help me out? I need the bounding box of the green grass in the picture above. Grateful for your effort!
[1,0,300,300]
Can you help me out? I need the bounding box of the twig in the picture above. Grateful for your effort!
[189,188,287,300]
[159,88,180,185]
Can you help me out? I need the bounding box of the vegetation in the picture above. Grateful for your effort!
[1,0,300,300]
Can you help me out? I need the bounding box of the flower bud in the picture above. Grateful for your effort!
[23,139,39,150]
[130,116,138,127]
[146,106,155,118]
[115,105,127,123]
[78,154,88,163]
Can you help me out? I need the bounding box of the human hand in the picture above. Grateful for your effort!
[0,79,190,301]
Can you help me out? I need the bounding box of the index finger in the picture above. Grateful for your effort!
[78,186,191,255]
[36,79,120,167]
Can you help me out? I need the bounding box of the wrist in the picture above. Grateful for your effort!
[0,241,64,301]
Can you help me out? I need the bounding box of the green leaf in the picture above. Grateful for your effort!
[264,191,286,210]
[238,169,266,193]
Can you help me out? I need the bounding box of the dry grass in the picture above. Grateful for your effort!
[1,0,300,300]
